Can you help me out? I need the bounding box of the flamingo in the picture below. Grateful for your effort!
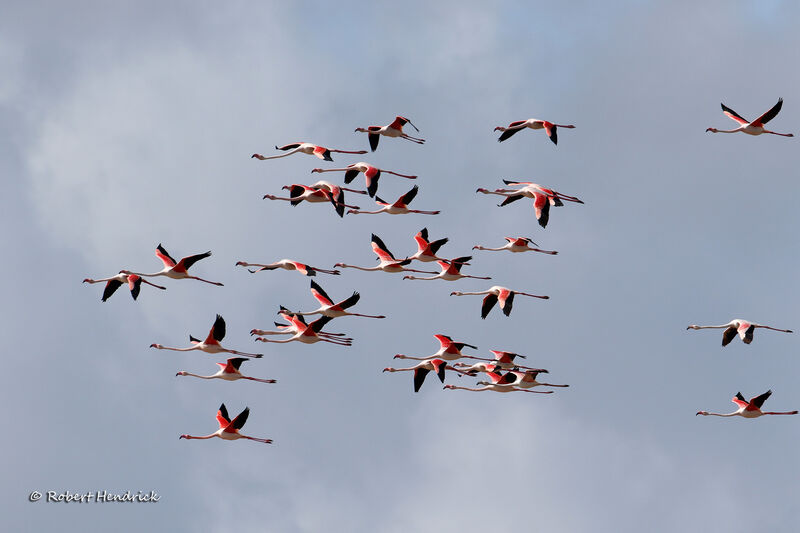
[288,280,386,319]
[473,237,558,255]
[311,163,416,197]
[403,256,490,282]
[180,404,272,444]
[355,116,425,151]
[347,185,440,216]
[176,357,276,384]
[408,227,449,262]
[706,98,793,137]
[696,390,798,418]
[250,307,350,341]
[450,286,549,318]
[254,313,352,346]
[334,234,437,275]
[236,259,340,277]
[494,118,575,145]
[393,334,479,362]
[485,350,545,370]
[150,315,263,358]
[83,271,166,301]
[686,319,792,346]
[252,142,367,161]
[498,369,568,389]
[450,361,504,376]
[477,182,581,229]
[382,358,448,393]
[444,371,554,394]
[263,184,361,218]
[122,244,223,286]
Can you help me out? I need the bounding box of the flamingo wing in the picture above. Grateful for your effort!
[206,314,226,343]
[230,407,250,430]
[337,291,361,310]
[739,323,755,344]
[156,244,177,268]
[720,103,749,125]
[276,143,301,151]
[732,392,748,409]
[343,168,360,184]
[310,315,333,333]
[499,290,515,316]
[752,98,783,126]
[128,276,143,300]
[310,280,335,306]
[216,404,231,428]
[750,390,772,409]
[225,358,248,372]
[413,367,431,392]
[481,293,499,319]
[101,279,123,302]
[371,234,396,261]
[399,185,419,206]
[721,326,738,346]
[499,194,524,207]
[178,251,212,271]
[368,132,380,152]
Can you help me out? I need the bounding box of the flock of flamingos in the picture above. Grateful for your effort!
[83,100,798,444]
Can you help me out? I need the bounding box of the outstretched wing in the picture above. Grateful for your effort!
[216,404,231,428]
[128,276,143,301]
[481,293,498,319]
[721,326,738,346]
[368,132,380,152]
[310,315,333,333]
[207,314,226,343]
[371,234,396,261]
[399,185,419,206]
[413,367,431,393]
[749,390,772,409]
[310,280,335,306]
[720,103,749,125]
[231,407,250,430]
[338,291,361,310]
[179,251,212,271]
[156,244,177,268]
[101,279,123,302]
[753,98,783,126]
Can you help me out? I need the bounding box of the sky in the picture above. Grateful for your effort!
[3,1,800,531]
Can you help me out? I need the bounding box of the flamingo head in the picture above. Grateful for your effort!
[176,371,186,376]
[82,278,92,283]
[696,411,708,416]
[382,367,393,373]
[179,434,189,439]
[686,325,699,330]
[393,354,406,359]
[149,343,161,349]
[705,128,717,133]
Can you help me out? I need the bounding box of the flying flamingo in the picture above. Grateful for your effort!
[485,350,545,370]
[334,234,437,275]
[150,315,263,358]
[180,404,272,444]
[498,180,584,204]
[347,185,440,216]
[473,237,557,255]
[477,187,554,228]
[686,319,793,346]
[451,361,504,376]
[288,280,386,319]
[706,98,793,137]
[83,271,166,301]
[249,308,350,341]
[176,357,276,384]
[382,358,448,393]
[263,184,361,218]
[498,369,568,389]
[355,116,425,151]
[494,118,575,144]
[408,227,449,262]
[310,180,369,217]
[254,313,352,346]
[393,334,479,362]
[696,390,798,418]
[122,244,223,286]
[403,256,490,281]
[450,286,549,319]
[236,259,340,277]
[444,371,554,394]
[252,142,367,161]
[311,163,416,197]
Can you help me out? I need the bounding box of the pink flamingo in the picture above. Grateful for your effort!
[696,390,798,418]
[450,286,549,318]
[288,280,386,319]
[176,357,276,384]
[180,404,272,444]
[393,334,479,362]
[687,319,792,346]
[473,237,557,255]
[355,116,425,151]
[236,259,340,277]
[254,313,352,346]
[150,315,263,358]
[403,256,490,282]
[263,184,361,218]
[383,358,448,393]
[706,98,793,137]
[252,142,366,161]
[334,234,436,275]
[347,185,439,216]
[494,118,575,144]
[408,227,449,262]
[83,271,166,301]
[123,244,223,286]
[311,162,416,197]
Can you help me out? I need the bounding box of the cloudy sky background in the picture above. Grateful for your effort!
[3,1,800,531]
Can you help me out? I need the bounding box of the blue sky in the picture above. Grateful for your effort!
[3,2,800,531]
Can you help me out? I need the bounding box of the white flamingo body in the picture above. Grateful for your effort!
[408,227,449,262]
[403,256,490,282]
[393,334,479,363]
[687,319,792,346]
[254,312,352,346]
[334,234,436,275]
[706,98,793,137]
[290,280,385,319]
[348,185,439,216]
[383,358,447,393]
